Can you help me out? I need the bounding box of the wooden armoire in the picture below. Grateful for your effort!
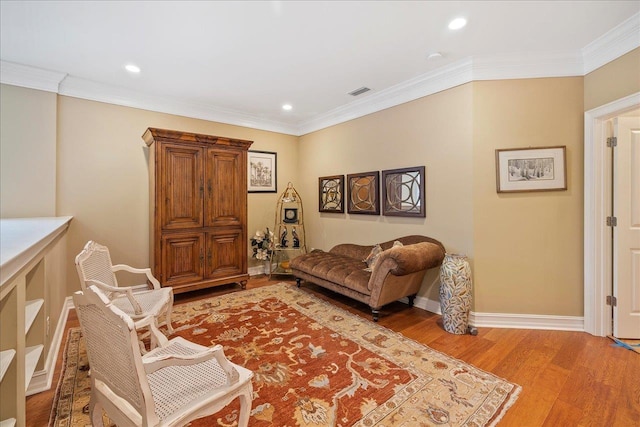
[142,128,253,293]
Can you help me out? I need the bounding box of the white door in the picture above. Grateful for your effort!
[613,115,640,338]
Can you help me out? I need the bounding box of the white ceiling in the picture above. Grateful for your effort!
[1,1,639,135]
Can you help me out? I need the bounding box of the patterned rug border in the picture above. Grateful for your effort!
[50,283,521,426]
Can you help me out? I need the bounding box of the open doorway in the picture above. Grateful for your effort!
[584,92,640,338]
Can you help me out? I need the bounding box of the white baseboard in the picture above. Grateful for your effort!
[27,296,75,395]
[406,295,585,332]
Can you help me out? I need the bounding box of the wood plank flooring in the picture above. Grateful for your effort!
[26,277,640,426]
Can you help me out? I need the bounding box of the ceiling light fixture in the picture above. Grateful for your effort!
[125,64,141,73]
[448,17,467,30]
[282,104,292,111]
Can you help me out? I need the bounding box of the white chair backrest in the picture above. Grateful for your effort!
[73,286,158,426]
[75,241,119,289]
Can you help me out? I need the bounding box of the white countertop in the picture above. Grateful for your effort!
[0,216,73,290]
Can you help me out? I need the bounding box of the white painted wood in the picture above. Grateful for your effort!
[613,116,640,338]
[0,216,72,289]
[24,345,43,391]
[584,92,640,336]
[24,299,44,334]
[0,349,16,382]
[0,418,17,427]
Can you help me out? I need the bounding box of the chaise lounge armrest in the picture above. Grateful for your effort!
[372,241,445,276]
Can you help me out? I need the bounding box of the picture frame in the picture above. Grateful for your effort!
[381,166,425,217]
[248,150,277,193]
[495,146,567,193]
[318,175,345,213]
[347,171,380,215]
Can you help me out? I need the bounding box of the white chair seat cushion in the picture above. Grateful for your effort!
[144,337,251,423]
[111,288,172,320]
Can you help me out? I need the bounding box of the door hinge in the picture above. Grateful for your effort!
[606,137,617,147]
[606,295,617,307]
[606,216,617,227]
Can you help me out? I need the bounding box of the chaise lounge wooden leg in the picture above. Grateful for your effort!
[407,294,417,307]
[296,278,302,288]
[372,309,380,322]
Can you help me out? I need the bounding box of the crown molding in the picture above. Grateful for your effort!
[2,13,638,136]
[58,75,300,136]
[0,61,66,93]
[582,12,640,75]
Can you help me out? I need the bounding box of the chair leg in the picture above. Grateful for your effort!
[165,307,174,334]
[237,386,253,427]
[90,400,105,427]
[295,278,302,288]
[407,294,417,307]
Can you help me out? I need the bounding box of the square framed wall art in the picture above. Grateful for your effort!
[318,175,345,213]
[347,171,380,215]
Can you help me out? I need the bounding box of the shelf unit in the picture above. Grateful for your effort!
[269,183,306,277]
[0,217,72,427]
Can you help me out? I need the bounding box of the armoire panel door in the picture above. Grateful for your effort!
[161,233,204,286]
[205,149,246,228]
[206,229,245,279]
[161,144,204,230]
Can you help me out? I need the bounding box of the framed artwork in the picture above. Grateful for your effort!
[248,150,277,193]
[347,171,380,215]
[495,146,567,193]
[318,175,345,213]
[381,166,425,217]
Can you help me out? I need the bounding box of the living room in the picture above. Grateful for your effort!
[1,2,639,426]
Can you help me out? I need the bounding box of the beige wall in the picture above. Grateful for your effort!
[55,96,298,295]
[584,48,640,111]
[472,78,585,316]
[0,84,57,217]
[299,84,474,302]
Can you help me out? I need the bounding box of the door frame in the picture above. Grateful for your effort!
[584,91,640,336]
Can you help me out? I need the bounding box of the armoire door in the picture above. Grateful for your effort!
[206,229,245,279]
[160,143,204,230]
[205,148,246,228]
[161,233,204,286]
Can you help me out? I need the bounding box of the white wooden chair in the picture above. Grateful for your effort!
[73,285,254,427]
[75,240,174,346]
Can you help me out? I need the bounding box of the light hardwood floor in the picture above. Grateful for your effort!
[27,276,639,426]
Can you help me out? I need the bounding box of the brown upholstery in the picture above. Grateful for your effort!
[290,235,445,321]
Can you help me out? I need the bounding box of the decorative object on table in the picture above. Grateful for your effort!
[347,171,380,215]
[439,253,473,335]
[495,146,567,193]
[271,182,306,277]
[318,175,345,213]
[248,150,277,193]
[283,207,298,223]
[279,227,288,248]
[250,228,273,261]
[51,284,521,427]
[292,227,300,248]
[381,166,425,217]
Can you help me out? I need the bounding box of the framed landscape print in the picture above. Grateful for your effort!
[248,150,277,193]
[495,146,567,193]
[347,171,380,215]
[318,175,345,213]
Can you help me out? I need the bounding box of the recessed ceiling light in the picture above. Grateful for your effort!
[125,64,141,73]
[282,104,292,111]
[448,17,467,30]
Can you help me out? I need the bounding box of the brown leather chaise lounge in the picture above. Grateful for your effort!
[290,235,445,321]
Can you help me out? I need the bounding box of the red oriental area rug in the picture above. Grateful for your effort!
[50,283,520,426]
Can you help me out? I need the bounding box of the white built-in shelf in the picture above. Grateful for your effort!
[24,345,43,391]
[0,418,17,427]
[0,349,16,382]
[25,299,44,334]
